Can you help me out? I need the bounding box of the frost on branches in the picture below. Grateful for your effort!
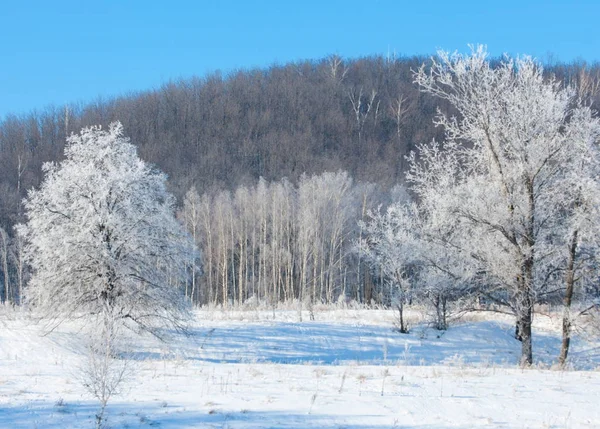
[21,122,197,334]
[358,204,419,333]
[410,46,600,365]
[359,202,474,333]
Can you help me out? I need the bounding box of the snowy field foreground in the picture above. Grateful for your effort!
[1,308,600,428]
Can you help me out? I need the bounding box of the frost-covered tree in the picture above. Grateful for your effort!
[554,116,600,365]
[297,172,357,310]
[415,211,475,331]
[0,227,12,304]
[22,122,196,334]
[358,204,420,333]
[411,46,600,365]
[180,186,203,303]
[185,172,367,309]
[359,200,473,332]
[80,311,129,429]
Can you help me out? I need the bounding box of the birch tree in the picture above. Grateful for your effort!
[0,227,12,304]
[180,187,203,303]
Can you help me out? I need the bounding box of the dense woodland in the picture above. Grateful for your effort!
[1,54,599,314]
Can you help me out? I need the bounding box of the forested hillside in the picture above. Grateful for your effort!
[0,55,429,225]
[1,56,598,225]
[0,54,598,309]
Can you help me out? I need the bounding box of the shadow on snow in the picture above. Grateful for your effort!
[129,320,598,369]
[0,400,502,429]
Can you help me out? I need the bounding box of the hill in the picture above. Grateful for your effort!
[1,55,597,229]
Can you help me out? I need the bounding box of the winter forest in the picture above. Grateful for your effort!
[3,44,600,428]
[3,47,600,365]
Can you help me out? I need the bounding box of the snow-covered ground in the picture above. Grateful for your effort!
[1,307,599,428]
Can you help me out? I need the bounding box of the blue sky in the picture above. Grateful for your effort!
[1,0,598,119]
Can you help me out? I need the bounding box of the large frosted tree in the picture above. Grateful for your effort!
[22,122,196,333]
[411,46,600,365]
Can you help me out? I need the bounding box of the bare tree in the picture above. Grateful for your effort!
[348,87,378,146]
[327,54,348,84]
[389,95,409,140]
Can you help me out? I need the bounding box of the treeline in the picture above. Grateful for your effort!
[178,171,395,308]
[0,54,599,305]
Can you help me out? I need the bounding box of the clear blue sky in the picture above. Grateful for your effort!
[1,0,598,119]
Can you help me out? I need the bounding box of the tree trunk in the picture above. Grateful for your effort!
[559,229,578,366]
[517,304,533,366]
[396,300,408,334]
[435,294,448,331]
[518,180,535,366]
[0,229,10,304]
[517,251,534,366]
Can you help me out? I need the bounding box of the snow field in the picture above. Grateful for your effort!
[1,308,599,428]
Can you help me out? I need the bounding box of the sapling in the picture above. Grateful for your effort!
[338,368,348,393]
[79,313,129,429]
[381,368,390,396]
[308,392,318,414]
